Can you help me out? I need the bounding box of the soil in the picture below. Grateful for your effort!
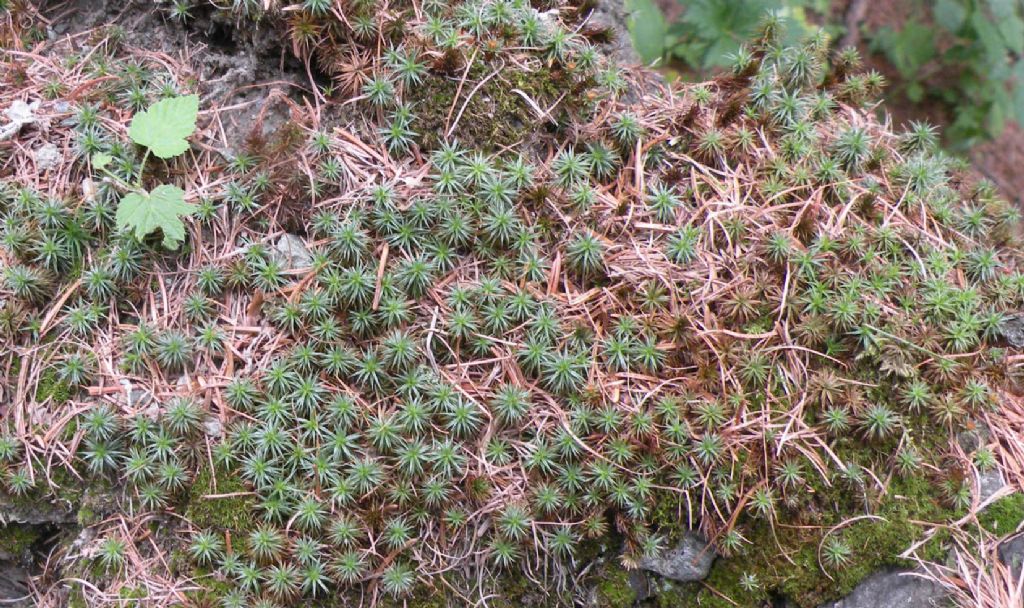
[41,0,315,152]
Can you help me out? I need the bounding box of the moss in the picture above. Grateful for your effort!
[650,496,693,545]
[372,568,578,608]
[117,585,148,607]
[407,60,589,151]
[186,575,233,608]
[67,584,87,608]
[184,464,255,531]
[980,493,1024,536]
[0,466,86,524]
[594,561,637,608]
[487,569,566,608]
[652,462,959,608]
[0,523,41,560]
[51,467,86,504]
[35,367,71,404]
[76,504,98,527]
[376,586,451,608]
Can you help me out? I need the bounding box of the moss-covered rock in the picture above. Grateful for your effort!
[0,523,41,562]
[2,1,1022,607]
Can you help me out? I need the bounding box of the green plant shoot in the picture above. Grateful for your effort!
[100,94,199,249]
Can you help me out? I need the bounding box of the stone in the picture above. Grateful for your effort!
[956,424,1007,504]
[0,563,30,604]
[638,532,715,583]
[979,468,1008,504]
[271,233,312,270]
[999,534,1024,579]
[998,313,1024,348]
[956,426,987,453]
[113,379,155,410]
[585,0,641,65]
[33,143,60,170]
[204,418,223,438]
[627,568,651,603]
[818,568,949,608]
[0,100,40,141]
[0,493,76,527]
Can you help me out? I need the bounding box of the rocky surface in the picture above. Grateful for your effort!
[979,469,1009,504]
[998,313,1024,349]
[999,534,1024,579]
[587,0,640,65]
[817,568,950,608]
[638,532,716,583]
[0,564,30,605]
[271,233,313,270]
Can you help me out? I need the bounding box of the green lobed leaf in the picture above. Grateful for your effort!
[116,184,195,249]
[869,22,936,78]
[1013,65,1024,125]
[933,0,967,32]
[988,0,1024,54]
[91,152,111,170]
[128,94,200,159]
[626,0,667,65]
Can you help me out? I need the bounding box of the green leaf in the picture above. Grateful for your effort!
[116,184,195,249]
[989,0,1024,54]
[626,0,667,64]
[933,0,967,32]
[1012,66,1024,125]
[702,36,740,68]
[128,94,200,159]
[971,11,1011,69]
[91,152,111,170]
[906,82,925,103]
[869,22,936,78]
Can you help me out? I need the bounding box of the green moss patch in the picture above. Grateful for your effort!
[185,464,255,531]
[0,523,41,560]
[654,469,958,608]
[36,367,72,404]
[594,561,637,608]
[408,60,587,151]
[980,493,1024,536]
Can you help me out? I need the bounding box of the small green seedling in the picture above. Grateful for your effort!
[94,94,199,249]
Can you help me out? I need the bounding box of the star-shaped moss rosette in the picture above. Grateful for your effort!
[0,2,1022,608]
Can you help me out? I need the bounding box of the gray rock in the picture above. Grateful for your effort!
[627,568,651,602]
[979,469,1008,504]
[638,532,715,583]
[998,313,1024,348]
[271,233,312,270]
[0,492,76,527]
[818,568,950,608]
[0,100,40,142]
[113,379,155,410]
[956,424,1006,503]
[956,426,988,453]
[33,143,60,171]
[999,534,1024,579]
[0,563,30,605]
[204,418,223,438]
[585,0,641,65]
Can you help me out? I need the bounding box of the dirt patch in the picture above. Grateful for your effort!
[41,0,313,153]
